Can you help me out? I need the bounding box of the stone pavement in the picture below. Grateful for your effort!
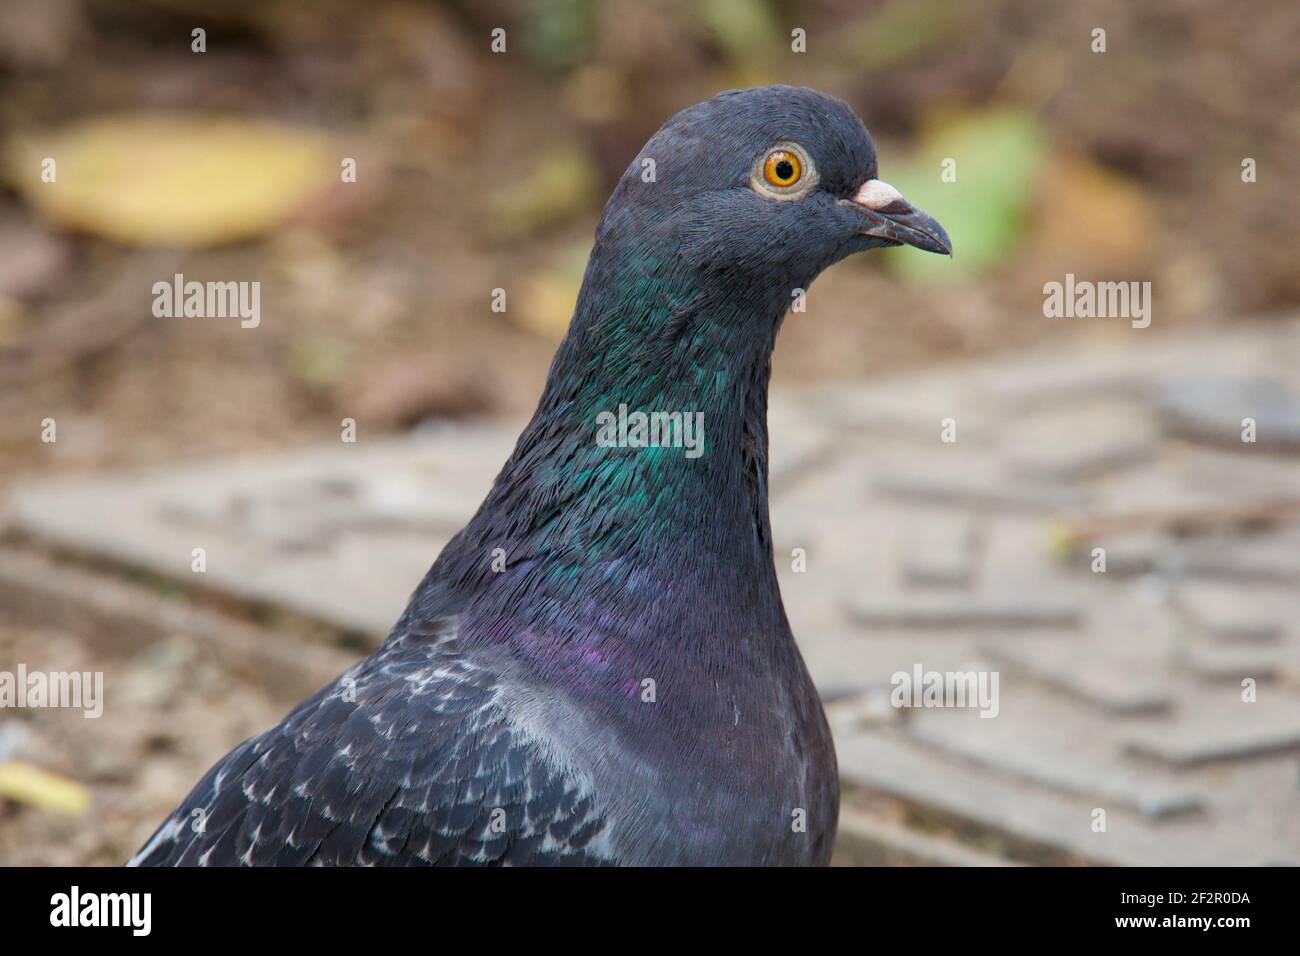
[8,319,1300,865]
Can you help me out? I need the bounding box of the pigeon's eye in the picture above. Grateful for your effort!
[764,149,802,187]
[751,142,816,200]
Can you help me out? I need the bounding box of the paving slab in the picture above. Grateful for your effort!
[980,641,1173,715]
[1178,584,1286,643]
[1159,376,1300,452]
[897,514,982,589]
[1123,709,1300,766]
[846,593,1083,630]
[1180,533,1300,586]
[835,808,1021,867]
[7,428,519,635]
[1182,641,1294,682]
[905,710,1202,820]
[835,729,1217,866]
[872,465,1087,514]
[998,400,1158,481]
[1083,531,1175,577]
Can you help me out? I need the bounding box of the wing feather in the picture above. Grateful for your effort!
[129,618,609,866]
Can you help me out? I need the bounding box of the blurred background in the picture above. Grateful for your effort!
[1,0,1298,865]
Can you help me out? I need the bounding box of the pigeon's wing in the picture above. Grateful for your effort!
[128,617,609,866]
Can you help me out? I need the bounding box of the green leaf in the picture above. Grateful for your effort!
[884,108,1048,282]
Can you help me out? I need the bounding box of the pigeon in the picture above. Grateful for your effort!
[130,85,950,867]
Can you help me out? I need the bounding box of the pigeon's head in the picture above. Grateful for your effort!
[600,85,950,294]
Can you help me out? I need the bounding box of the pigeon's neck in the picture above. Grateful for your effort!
[432,250,795,646]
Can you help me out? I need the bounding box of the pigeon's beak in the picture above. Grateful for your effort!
[845,179,952,255]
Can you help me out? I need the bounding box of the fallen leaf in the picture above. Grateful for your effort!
[883,107,1048,282]
[0,760,90,815]
[6,114,337,247]
[1026,151,1160,279]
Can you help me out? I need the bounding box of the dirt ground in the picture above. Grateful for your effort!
[0,620,292,865]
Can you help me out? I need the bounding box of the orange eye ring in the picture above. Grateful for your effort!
[763,149,802,188]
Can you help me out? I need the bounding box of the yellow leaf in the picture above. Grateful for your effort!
[1044,520,1083,561]
[1031,152,1159,275]
[6,114,337,247]
[0,760,91,815]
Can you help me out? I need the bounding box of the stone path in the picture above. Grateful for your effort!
[8,318,1300,865]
